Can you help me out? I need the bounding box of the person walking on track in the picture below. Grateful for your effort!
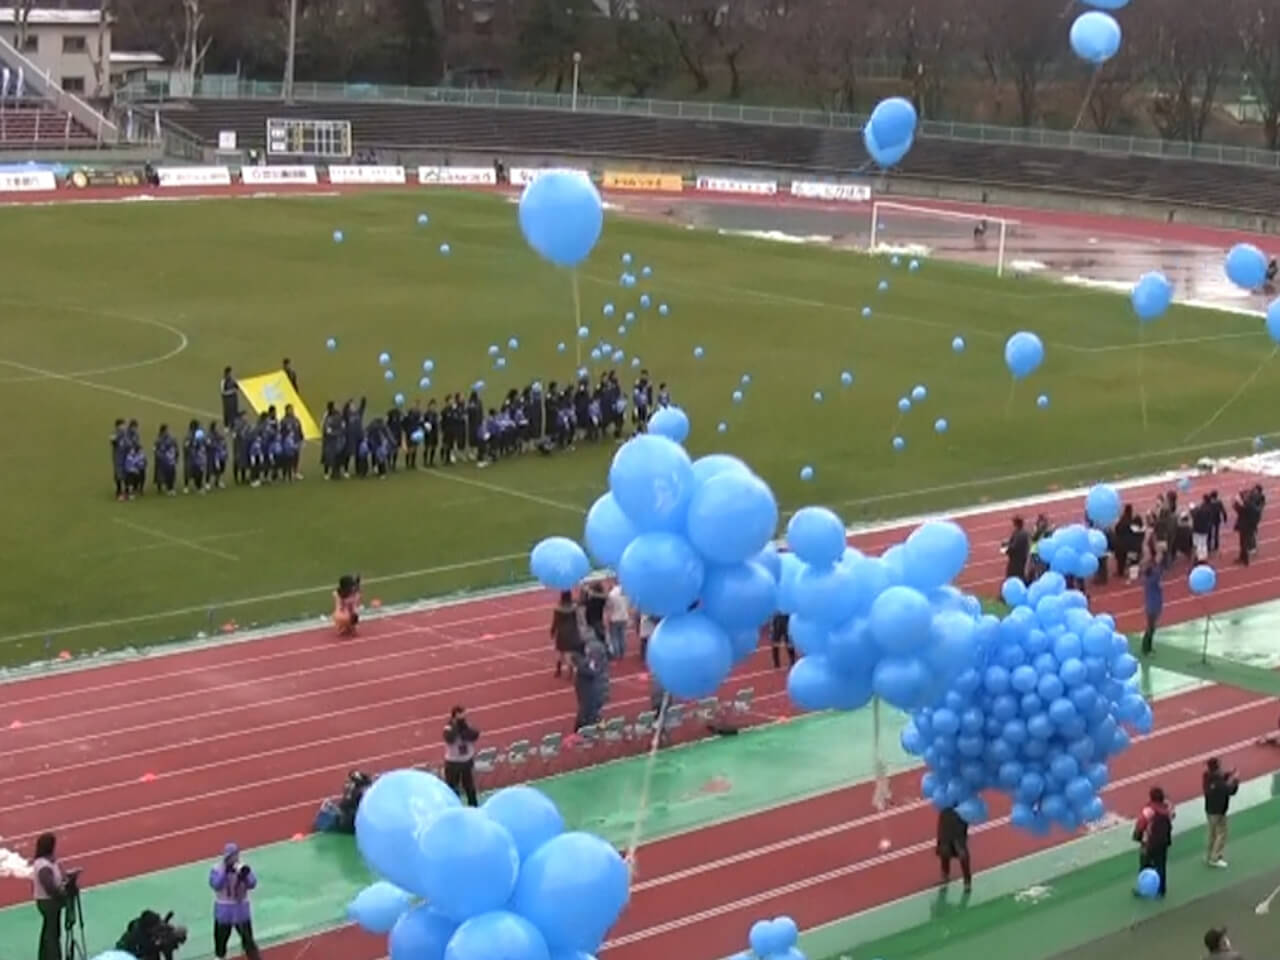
[1202,758,1239,868]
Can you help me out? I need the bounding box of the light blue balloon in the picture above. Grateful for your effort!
[1085,484,1121,527]
[444,911,550,960]
[733,389,745,403]
[934,418,948,433]
[530,537,591,590]
[693,345,705,359]
[642,265,652,277]
[1002,577,1028,606]
[865,97,918,167]
[509,833,629,954]
[792,563,860,626]
[394,393,405,406]
[612,350,624,362]
[640,294,652,308]
[788,654,871,711]
[754,543,783,581]
[952,336,965,353]
[1225,243,1267,290]
[488,344,500,357]
[1037,394,1050,409]
[898,397,911,413]
[418,212,430,225]
[813,390,824,402]
[578,325,590,339]
[348,881,416,934]
[621,252,633,265]
[892,435,906,451]
[584,493,638,567]
[419,377,432,390]
[647,611,734,698]
[625,310,636,323]
[800,465,815,481]
[326,337,337,350]
[868,585,933,655]
[418,808,520,921]
[1188,564,1217,595]
[648,406,690,444]
[481,787,565,861]
[390,904,456,960]
[1131,271,1173,322]
[439,242,451,255]
[786,506,847,567]
[878,279,889,292]
[590,348,602,361]
[1004,331,1045,379]
[1070,11,1122,65]
[518,172,603,267]
[603,303,615,317]
[379,352,392,366]
[872,655,933,710]
[509,337,520,350]
[691,453,751,485]
[911,384,927,401]
[88,954,140,960]
[909,259,921,271]
[618,532,705,616]
[701,561,778,632]
[862,306,872,317]
[1266,299,1280,344]
[891,255,901,267]
[1082,0,1128,8]
[659,303,670,316]
[333,229,345,243]
[904,520,969,590]
[717,421,728,433]
[423,359,435,372]
[685,469,779,565]
[356,770,461,895]
[1135,868,1160,899]
[385,369,396,381]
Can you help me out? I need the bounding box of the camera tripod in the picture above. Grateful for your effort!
[63,880,87,960]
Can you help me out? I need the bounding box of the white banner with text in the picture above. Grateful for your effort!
[0,169,56,192]
[790,180,871,202]
[327,165,407,185]
[418,166,498,186]
[241,164,319,185]
[695,175,778,196]
[156,166,232,188]
[509,167,590,186]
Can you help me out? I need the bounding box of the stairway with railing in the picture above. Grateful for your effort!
[0,33,118,148]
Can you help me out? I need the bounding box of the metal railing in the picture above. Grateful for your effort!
[0,34,119,144]
[114,76,1280,172]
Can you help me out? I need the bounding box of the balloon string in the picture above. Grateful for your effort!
[624,693,669,880]
[1073,68,1101,132]
[1183,345,1278,443]
[872,697,891,811]
[1004,379,1016,418]
[1137,323,1148,432]
[571,269,583,368]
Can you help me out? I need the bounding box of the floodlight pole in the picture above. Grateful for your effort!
[571,51,582,112]
[283,0,299,103]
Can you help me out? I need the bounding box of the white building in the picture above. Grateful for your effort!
[1,6,111,97]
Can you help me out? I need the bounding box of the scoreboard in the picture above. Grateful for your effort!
[265,118,353,158]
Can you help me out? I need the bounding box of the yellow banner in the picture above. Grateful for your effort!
[603,170,683,192]
[238,371,321,440]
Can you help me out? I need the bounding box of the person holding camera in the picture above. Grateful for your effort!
[442,706,480,806]
[32,833,70,960]
[116,909,188,960]
[208,843,261,960]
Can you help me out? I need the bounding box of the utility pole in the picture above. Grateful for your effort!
[283,0,299,102]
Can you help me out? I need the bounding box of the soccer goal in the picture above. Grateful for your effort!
[869,200,1018,278]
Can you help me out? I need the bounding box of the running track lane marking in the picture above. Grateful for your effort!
[112,517,241,562]
[602,728,1267,949]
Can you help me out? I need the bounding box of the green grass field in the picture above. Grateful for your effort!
[0,189,1276,665]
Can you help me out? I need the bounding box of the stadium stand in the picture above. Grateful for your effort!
[166,98,1280,216]
[0,98,99,147]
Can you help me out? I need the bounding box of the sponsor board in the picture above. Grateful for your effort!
[156,166,232,188]
[418,166,497,186]
[695,175,778,196]
[69,169,144,188]
[218,130,238,151]
[0,169,57,192]
[241,165,319,185]
[327,165,406,185]
[602,170,683,192]
[790,180,871,202]
[510,167,589,187]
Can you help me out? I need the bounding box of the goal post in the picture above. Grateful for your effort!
[869,200,1017,278]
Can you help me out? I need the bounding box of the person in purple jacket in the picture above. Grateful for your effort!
[209,843,261,960]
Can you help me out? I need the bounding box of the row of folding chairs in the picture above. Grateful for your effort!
[472,687,756,778]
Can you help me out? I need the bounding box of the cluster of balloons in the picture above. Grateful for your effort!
[530,426,783,700]
[1031,520,1111,583]
[864,97,917,168]
[900,566,1149,834]
[348,771,628,960]
[731,916,806,960]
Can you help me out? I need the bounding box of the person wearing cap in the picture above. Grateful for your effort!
[208,843,261,960]
[1202,757,1240,868]
[1203,927,1243,959]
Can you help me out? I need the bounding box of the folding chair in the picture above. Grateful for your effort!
[629,710,657,741]
[473,746,499,776]
[538,732,562,771]
[506,739,531,776]
[601,715,626,755]
[695,696,720,724]
[663,702,686,733]
[731,687,755,716]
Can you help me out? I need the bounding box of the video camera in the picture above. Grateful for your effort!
[117,909,188,960]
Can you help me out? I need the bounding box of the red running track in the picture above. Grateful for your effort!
[0,473,1276,958]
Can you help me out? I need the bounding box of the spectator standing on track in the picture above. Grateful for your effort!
[442,706,480,806]
[582,580,608,646]
[769,612,795,669]
[604,580,630,660]
[1233,488,1262,566]
[1193,496,1213,563]
[936,806,972,893]
[638,613,658,660]
[1002,515,1031,583]
[551,591,582,679]
[219,367,239,428]
[1140,547,1164,656]
[32,832,67,960]
[1202,758,1239,868]
[1209,491,1228,555]
[1133,786,1174,899]
[571,634,609,731]
[209,843,261,960]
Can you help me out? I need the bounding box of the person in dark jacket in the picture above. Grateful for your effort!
[1140,547,1164,655]
[769,612,794,669]
[1134,786,1174,897]
[550,591,583,679]
[1003,515,1031,583]
[1203,926,1244,959]
[936,806,972,892]
[572,636,609,731]
[442,706,480,806]
[1202,757,1239,868]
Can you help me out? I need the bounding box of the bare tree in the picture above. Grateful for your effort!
[1077,18,1147,134]
[14,0,35,53]
[89,0,114,98]
[772,0,876,112]
[979,0,1063,126]
[1243,0,1280,149]
[1145,1,1233,142]
[170,0,214,83]
[893,0,969,120]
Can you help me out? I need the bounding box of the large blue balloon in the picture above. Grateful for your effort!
[1131,271,1173,322]
[481,787,565,862]
[418,808,520,921]
[684,469,779,565]
[865,97,918,167]
[445,911,551,960]
[518,172,603,268]
[786,506,847,567]
[608,434,696,532]
[583,493,638,568]
[1188,564,1217,595]
[390,905,457,960]
[356,770,461,895]
[1084,484,1121,527]
[1225,243,1268,290]
[903,521,969,590]
[690,453,751,485]
[868,586,933,655]
[1069,12,1121,65]
[792,563,860,625]
[826,618,877,675]
[788,654,873,711]
[872,656,933,710]
[864,122,913,168]
[1004,331,1045,379]
[700,561,778,632]
[510,832,630,954]
[348,881,415,934]
[530,537,591,590]
[618,531,705,617]
[648,406,690,444]
[646,611,733,698]
[1082,0,1128,8]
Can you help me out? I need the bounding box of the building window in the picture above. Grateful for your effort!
[63,35,88,54]
[14,33,38,53]
[62,76,86,93]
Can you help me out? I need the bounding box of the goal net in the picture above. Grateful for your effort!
[869,200,1018,278]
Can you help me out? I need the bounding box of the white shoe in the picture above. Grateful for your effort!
[1209,858,1228,868]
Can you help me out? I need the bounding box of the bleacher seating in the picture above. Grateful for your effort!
[168,97,1280,216]
[0,101,98,148]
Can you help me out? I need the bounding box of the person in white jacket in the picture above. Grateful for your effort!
[604,582,631,660]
